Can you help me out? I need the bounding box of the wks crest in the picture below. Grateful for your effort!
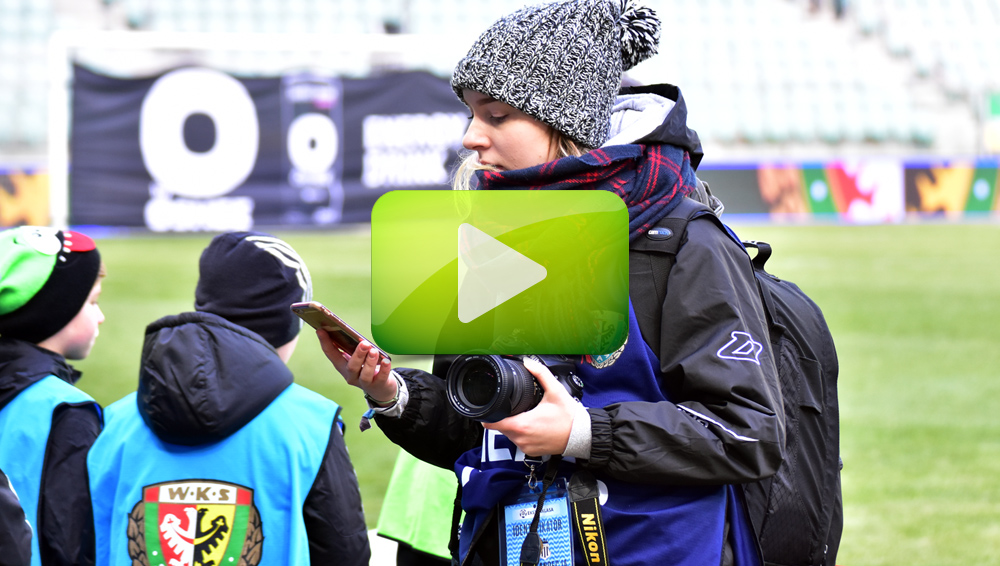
[128,480,263,566]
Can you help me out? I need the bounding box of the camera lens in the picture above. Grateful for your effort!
[458,363,499,407]
[446,355,542,423]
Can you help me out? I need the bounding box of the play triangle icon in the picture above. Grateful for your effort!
[457,223,547,323]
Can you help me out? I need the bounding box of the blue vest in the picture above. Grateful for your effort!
[456,302,759,566]
[0,374,97,566]
[88,384,338,566]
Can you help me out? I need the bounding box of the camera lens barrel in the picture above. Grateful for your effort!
[446,355,542,423]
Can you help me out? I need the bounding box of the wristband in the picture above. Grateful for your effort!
[363,371,402,407]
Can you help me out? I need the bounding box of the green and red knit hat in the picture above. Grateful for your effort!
[0,226,102,343]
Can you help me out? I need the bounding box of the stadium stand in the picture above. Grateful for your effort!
[0,0,994,159]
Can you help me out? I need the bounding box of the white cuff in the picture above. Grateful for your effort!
[367,371,408,418]
[562,402,592,459]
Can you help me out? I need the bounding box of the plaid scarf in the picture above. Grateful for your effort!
[476,143,697,241]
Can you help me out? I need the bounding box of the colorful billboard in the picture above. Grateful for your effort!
[0,168,49,228]
[701,159,998,221]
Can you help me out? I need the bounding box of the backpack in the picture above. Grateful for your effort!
[630,197,843,566]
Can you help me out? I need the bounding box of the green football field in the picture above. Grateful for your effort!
[72,221,1000,566]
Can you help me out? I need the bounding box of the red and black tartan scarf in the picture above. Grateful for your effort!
[476,143,697,241]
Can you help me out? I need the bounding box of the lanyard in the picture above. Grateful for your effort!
[518,455,563,566]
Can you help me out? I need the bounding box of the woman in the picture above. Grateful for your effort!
[321,1,783,564]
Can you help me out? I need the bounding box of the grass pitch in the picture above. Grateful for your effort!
[73,221,1000,565]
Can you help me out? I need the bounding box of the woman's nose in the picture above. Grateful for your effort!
[462,119,488,151]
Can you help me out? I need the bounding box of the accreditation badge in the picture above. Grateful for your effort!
[499,478,574,566]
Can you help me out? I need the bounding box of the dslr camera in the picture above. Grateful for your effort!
[446,354,583,423]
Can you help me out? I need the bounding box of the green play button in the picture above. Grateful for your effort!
[371,190,628,355]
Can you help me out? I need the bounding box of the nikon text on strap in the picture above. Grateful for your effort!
[569,470,609,566]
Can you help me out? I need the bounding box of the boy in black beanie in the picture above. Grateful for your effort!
[87,232,370,566]
[0,225,106,566]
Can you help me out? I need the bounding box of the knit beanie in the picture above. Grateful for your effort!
[0,226,102,343]
[195,232,312,349]
[451,0,661,149]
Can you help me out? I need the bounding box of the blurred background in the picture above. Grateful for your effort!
[2,0,1000,159]
[2,0,999,230]
[1,1,999,565]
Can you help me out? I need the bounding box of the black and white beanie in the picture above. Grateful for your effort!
[451,0,661,149]
[195,232,312,349]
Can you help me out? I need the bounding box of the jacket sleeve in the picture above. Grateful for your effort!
[303,413,372,566]
[373,367,483,471]
[582,217,785,485]
[38,401,102,566]
[0,468,31,566]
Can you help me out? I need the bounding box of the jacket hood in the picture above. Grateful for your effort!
[137,311,293,446]
[0,338,79,411]
[606,84,704,170]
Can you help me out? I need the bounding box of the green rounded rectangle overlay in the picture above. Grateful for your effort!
[371,190,629,355]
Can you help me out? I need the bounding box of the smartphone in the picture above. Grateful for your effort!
[290,301,390,361]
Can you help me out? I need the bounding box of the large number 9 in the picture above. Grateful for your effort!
[139,67,259,199]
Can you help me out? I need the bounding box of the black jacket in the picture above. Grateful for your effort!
[135,312,370,566]
[0,467,31,566]
[375,84,784,484]
[0,339,101,566]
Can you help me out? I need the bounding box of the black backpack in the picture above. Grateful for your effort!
[631,198,842,566]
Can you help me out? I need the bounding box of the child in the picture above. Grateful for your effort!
[0,226,105,566]
[323,1,784,565]
[87,231,370,566]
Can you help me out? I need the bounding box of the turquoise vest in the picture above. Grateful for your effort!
[88,384,338,566]
[0,374,97,566]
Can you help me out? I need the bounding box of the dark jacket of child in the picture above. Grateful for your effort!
[0,465,33,565]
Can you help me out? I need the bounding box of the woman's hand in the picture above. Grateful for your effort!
[316,329,397,405]
[483,357,578,457]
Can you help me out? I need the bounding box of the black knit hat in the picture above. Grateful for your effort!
[0,226,102,343]
[195,232,312,349]
[452,0,661,148]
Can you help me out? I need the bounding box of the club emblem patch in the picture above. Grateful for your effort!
[585,335,627,369]
[128,480,263,566]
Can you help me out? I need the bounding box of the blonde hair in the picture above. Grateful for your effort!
[451,130,591,191]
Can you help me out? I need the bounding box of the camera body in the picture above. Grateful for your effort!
[445,354,583,423]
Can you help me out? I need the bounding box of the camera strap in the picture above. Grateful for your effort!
[569,469,609,566]
[518,455,562,566]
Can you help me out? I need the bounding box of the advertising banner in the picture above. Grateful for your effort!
[700,159,999,221]
[904,160,999,215]
[65,63,1000,229]
[0,168,49,228]
[69,65,469,231]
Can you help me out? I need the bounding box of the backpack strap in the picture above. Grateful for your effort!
[629,197,729,351]
[741,240,778,329]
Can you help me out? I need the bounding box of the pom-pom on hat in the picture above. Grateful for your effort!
[195,232,312,350]
[451,0,661,149]
[0,226,102,343]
